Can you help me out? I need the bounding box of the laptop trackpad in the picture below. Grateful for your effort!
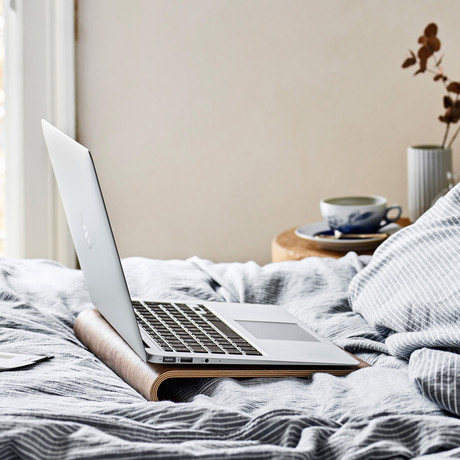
[236,320,319,342]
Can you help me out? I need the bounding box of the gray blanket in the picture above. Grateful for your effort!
[1,254,459,459]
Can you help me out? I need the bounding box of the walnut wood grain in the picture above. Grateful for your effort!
[74,308,368,401]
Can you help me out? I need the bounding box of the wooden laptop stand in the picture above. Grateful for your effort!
[74,308,369,401]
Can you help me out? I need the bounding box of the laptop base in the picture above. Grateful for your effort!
[74,308,369,401]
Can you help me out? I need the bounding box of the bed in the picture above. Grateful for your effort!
[1,185,460,459]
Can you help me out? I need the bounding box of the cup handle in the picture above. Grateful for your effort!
[382,204,402,226]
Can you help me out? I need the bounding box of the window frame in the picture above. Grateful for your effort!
[5,0,76,267]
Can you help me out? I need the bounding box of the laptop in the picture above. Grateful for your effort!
[42,120,358,368]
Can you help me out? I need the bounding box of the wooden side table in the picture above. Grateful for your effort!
[271,218,411,262]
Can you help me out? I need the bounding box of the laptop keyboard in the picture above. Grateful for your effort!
[133,301,262,356]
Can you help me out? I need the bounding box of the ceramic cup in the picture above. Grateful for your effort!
[320,195,402,233]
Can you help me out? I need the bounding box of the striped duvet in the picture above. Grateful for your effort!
[350,182,460,417]
[1,183,460,459]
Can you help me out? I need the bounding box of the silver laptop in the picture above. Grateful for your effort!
[42,120,358,367]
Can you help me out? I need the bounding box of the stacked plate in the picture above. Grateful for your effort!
[294,222,402,252]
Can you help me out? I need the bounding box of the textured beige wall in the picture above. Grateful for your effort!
[76,0,460,264]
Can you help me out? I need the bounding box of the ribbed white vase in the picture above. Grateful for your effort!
[407,145,452,222]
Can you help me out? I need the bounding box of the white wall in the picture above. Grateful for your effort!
[76,0,460,264]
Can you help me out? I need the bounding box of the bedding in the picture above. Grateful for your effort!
[349,183,460,416]
[1,251,460,459]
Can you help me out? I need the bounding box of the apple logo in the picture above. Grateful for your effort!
[80,213,92,250]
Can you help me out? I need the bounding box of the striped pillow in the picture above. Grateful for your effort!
[348,183,460,414]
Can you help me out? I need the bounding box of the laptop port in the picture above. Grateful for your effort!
[163,357,176,363]
[180,357,193,363]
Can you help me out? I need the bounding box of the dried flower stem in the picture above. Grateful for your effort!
[442,122,450,147]
[448,124,460,148]
[432,53,449,91]
[402,23,460,149]
[427,53,454,148]
[430,53,452,146]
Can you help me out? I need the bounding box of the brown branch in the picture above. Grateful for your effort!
[442,122,450,147]
[448,124,460,148]
[431,52,450,90]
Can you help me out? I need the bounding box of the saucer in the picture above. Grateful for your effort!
[294,222,401,252]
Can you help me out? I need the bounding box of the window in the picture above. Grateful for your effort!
[4,0,75,266]
[0,0,5,253]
